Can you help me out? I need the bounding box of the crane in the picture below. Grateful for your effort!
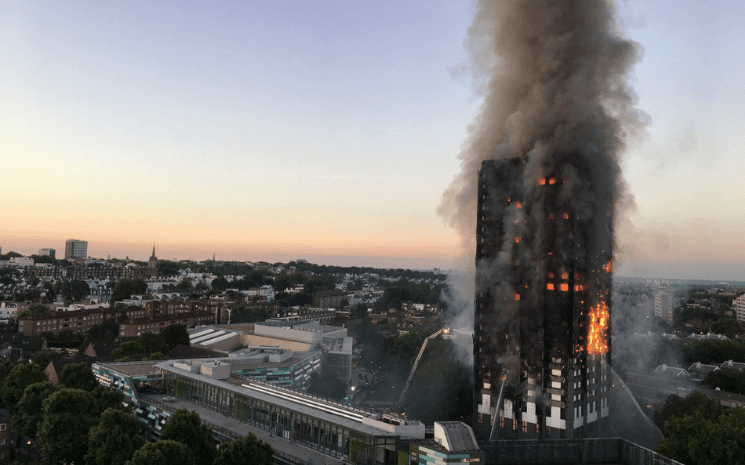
[395,328,448,412]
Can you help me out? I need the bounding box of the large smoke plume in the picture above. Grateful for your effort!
[441,1,647,339]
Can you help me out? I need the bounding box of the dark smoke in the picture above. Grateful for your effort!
[440,0,647,345]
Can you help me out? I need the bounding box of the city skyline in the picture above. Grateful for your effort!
[3,1,745,280]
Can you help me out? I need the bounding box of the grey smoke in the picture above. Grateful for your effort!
[440,1,647,353]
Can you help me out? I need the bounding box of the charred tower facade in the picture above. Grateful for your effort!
[474,156,612,440]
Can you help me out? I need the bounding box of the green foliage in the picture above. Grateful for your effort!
[682,340,745,365]
[304,274,336,296]
[92,385,127,414]
[112,341,146,356]
[87,317,123,341]
[658,403,745,465]
[708,318,740,337]
[160,409,215,465]
[674,304,719,327]
[38,388,99,465]
[211,276,229,291]
[31,349,62,369]
[214,433,274,465]
[1,363,48,408]
[157,260,182,276]
[137,332,169,354]
[229,306,267,324]
[86,408,145,465]
[21,304,48,317]
[59,363,98,391]
[145,352,169,361]
[116,356,132,362]
[126,440,194,465]
[654,391,722,432]
[11,381,57,440]
[373,279,442,312]
[57,279,91,302]
[178,279,193,289]
[0,359,13,387]
[111,278,148,302]
[161,324,190,349]
[705,370,745,395]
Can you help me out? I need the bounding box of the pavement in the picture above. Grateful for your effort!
[140,393,347,465]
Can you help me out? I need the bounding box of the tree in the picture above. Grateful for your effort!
[211,276,229,291]
[86,408,145,465]
[38,388,99,465]
[126,440,194,465]
[11,381,57,440]
[111,278,148,302]
[304,274,336,295]
[1,363,48,408]
[0,359,13,387]
[137,332,169,354]
[214,433,274,465]
[658,406,745,465]
[59,363,98,391]
[31,349,61,369]
[160,409,215,465]
[145,351,169,361]
[59,279,90,302]
[92,385,127,414]
[20,304,48,317]
[161,324,190,349]
[157,260,182,276]
[112,340,146,356]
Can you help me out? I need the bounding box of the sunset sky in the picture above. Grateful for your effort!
[2,1,744,279]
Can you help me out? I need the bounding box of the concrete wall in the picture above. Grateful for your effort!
[254,324,323,344]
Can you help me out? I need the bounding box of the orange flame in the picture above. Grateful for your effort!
[603,261,612,273]
[587,301,609,355]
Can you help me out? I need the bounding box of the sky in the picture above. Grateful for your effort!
[1,1,744,279]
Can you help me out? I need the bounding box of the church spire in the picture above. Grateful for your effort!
[151,245,156,260]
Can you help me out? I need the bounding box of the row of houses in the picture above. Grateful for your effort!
[654,359,745,380]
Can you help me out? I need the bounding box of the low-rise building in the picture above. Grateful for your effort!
[119,311,214,337]
[18,307,122,336]
[409,421,484,464]
[93,357,425,464]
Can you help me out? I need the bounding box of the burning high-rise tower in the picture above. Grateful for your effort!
[473,154,613,440]
[436,0,644,441]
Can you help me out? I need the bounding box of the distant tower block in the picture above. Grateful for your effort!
[474,157,613,440]
[65,239,88,260]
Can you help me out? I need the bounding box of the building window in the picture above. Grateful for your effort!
[522,421,527,433]
[0,424,5,431]
[512,420,517,431]
[547,426,552,436]
[499,416,504,428]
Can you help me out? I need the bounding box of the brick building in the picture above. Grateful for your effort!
[119,311,213,337]
[312,290,346,308]
[18,307,122,336]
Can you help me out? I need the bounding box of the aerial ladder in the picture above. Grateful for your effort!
[395,328,448,412]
